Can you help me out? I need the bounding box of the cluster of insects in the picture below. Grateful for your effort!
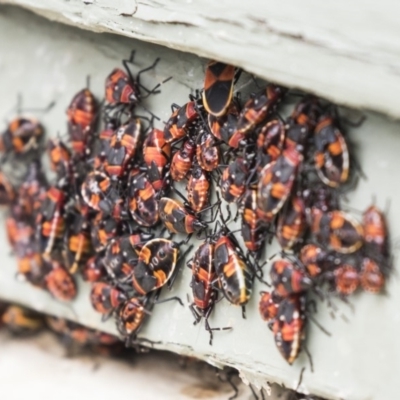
[0,51,392,374]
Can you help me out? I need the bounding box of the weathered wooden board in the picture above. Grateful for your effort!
[1,0,400,119]
[0,6,399,400]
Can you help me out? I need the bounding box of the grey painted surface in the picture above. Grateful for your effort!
[0,6,399,400]
[1,0,400,119]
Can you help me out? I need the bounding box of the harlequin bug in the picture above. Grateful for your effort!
[82,255,106,282]
[90,212,120,252]
[159,197,207,234]
[187,160,211,213]
[208,101,244,148]
[64,211,93,274]
[333,264,359,295]
[36,186,66,256]
[127,169,159,227]
[235,85,286,134]
[143,127,171,191]
[67,88,98,156]
[241,187,268,254]
[258,290,281,322]
[196,130,220,172]
[131,238,179,295]
[0,171,16,205]
[92,119,119,169]
[276,195,306,250]
[311,210,364,254]
[257,148,303,221]
[104,118,142,180]
[314,116,349,187]
[272,294,306,365]
[220,157,250,204]
[2,305,44,336]
[362,205,388,258]
[214,230,254,309]
[45,260,77,301]
[163,101,199,143]
[256,119,285,167]
[270,260,312,297]
[0,116,44,156]
[90,282,127,316]
[170,137,196,181]
[359,257,385,293]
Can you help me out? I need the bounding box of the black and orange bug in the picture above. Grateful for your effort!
[187,160,211,213]
[241,187,268,255]
[2,305,45,336]
[220,157,249,203]
[64,211,93,274]
[359,258,385,294]
[106,68,140,106]
[163,101,199,143]
[131,238,180,295]
[214,231,254,310]
[92,118,119,169]
[103,233,149,283]
[15,160,48,219]
[256,119,285,167]
[66,88,98,156]
[235,85,286,134]
[196,130,220,172]
[188,239,225,344]
[202,61,236,117]
[82,255,106,283]
[159,197,207,234]
[0,116,44,156]
[272,294,306,365]
[81,171,125,219]
[143,127,171,192]
[116,297,148,342]
[170,137,196,181]
[314,116,349,188]
[47,138,72,180]
[90,212,120,252]
[0,171,15,205]
[362,205,388,258]
[36,186,66,256]
[105,52,162,108]
[257,148,303,221]
[44,260,77,302]
[258,291,281,322]
[270,260,312,298]
[333,264,359,295]
[127,169,159,227]
[276,194,306,251]
[299,244,330,278]
[104,118,142,180]
[311,210,364,254]
[208,101,244,148]
[90,282,127,316]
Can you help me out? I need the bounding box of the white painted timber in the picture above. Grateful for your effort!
[0,0,400,119]
[0,6,400,400]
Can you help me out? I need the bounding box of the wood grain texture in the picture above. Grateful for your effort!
[1,0,400,118]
